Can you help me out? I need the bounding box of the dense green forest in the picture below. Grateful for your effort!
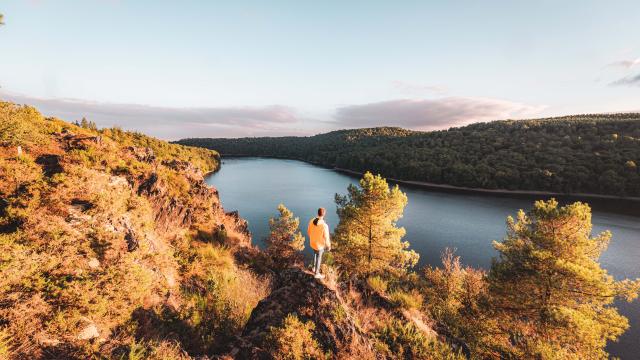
[177,114,640,197]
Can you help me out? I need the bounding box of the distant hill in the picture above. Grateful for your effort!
[177,114,640,197]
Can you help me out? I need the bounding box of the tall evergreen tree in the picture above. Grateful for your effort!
[264,204,305,269]
[334,172,418,278]
[489,199,640,359]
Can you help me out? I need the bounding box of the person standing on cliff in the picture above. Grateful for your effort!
[307,207,331,279]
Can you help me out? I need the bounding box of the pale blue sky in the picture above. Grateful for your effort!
[1,0,639,138]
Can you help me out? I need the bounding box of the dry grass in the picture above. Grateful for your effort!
[388,289,424,311]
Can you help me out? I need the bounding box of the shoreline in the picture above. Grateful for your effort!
[219,154,640,203]
[333,167,640,202]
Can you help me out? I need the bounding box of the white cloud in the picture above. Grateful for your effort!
[608,58,640,69]
[0,91,306,139]
[334,97,544,130]
[605,57,640,87]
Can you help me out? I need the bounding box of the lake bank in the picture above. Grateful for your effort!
[220,154,640,205]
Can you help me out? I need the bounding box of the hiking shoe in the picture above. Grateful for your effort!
[314,273,325,279]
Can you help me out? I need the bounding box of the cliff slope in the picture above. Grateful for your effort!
[0,102,266,359]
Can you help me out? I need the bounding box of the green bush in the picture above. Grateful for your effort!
[389,289,423,310]
[0,102,48,147]
[124,340,147,360]
[265,314,325,360]
[367,275,388,295]
[179,244,270,353]
[374,319,463,360]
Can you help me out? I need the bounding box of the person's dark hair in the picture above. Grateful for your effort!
[313,208,326,225]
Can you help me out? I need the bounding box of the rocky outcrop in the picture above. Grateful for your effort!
[162,159,204,179]
[136,171,220,234]
[229,268,375,359]
[56,129,103,151]
[225,210,250,238]
[129,146,156,163]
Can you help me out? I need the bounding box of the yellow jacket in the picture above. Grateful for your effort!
[307,217,330,251]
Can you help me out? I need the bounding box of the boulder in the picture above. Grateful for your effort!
[78,323,99,340]
[87,258,100,269]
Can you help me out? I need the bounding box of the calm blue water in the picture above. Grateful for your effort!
[206,157,640,359]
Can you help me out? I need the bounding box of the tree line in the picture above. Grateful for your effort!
[177,113,640,197]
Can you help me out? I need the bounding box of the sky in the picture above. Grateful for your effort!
[1,0,639,139]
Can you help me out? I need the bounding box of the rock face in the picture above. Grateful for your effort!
[162,159,204,179]
[229,268,374,359]
[225,210,250,238]
[129,146,156,163]
[136,171,220,234]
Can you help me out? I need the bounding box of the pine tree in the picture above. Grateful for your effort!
[80,117,89,129]
[423,250,501,357]
[0,103,45,147]
[488,199,640,359]
[265,204,305,269]
[334,172,418,278]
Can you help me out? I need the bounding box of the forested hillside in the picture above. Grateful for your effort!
[177,114,640,197]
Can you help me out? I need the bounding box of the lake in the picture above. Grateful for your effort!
[206,157,640,359]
